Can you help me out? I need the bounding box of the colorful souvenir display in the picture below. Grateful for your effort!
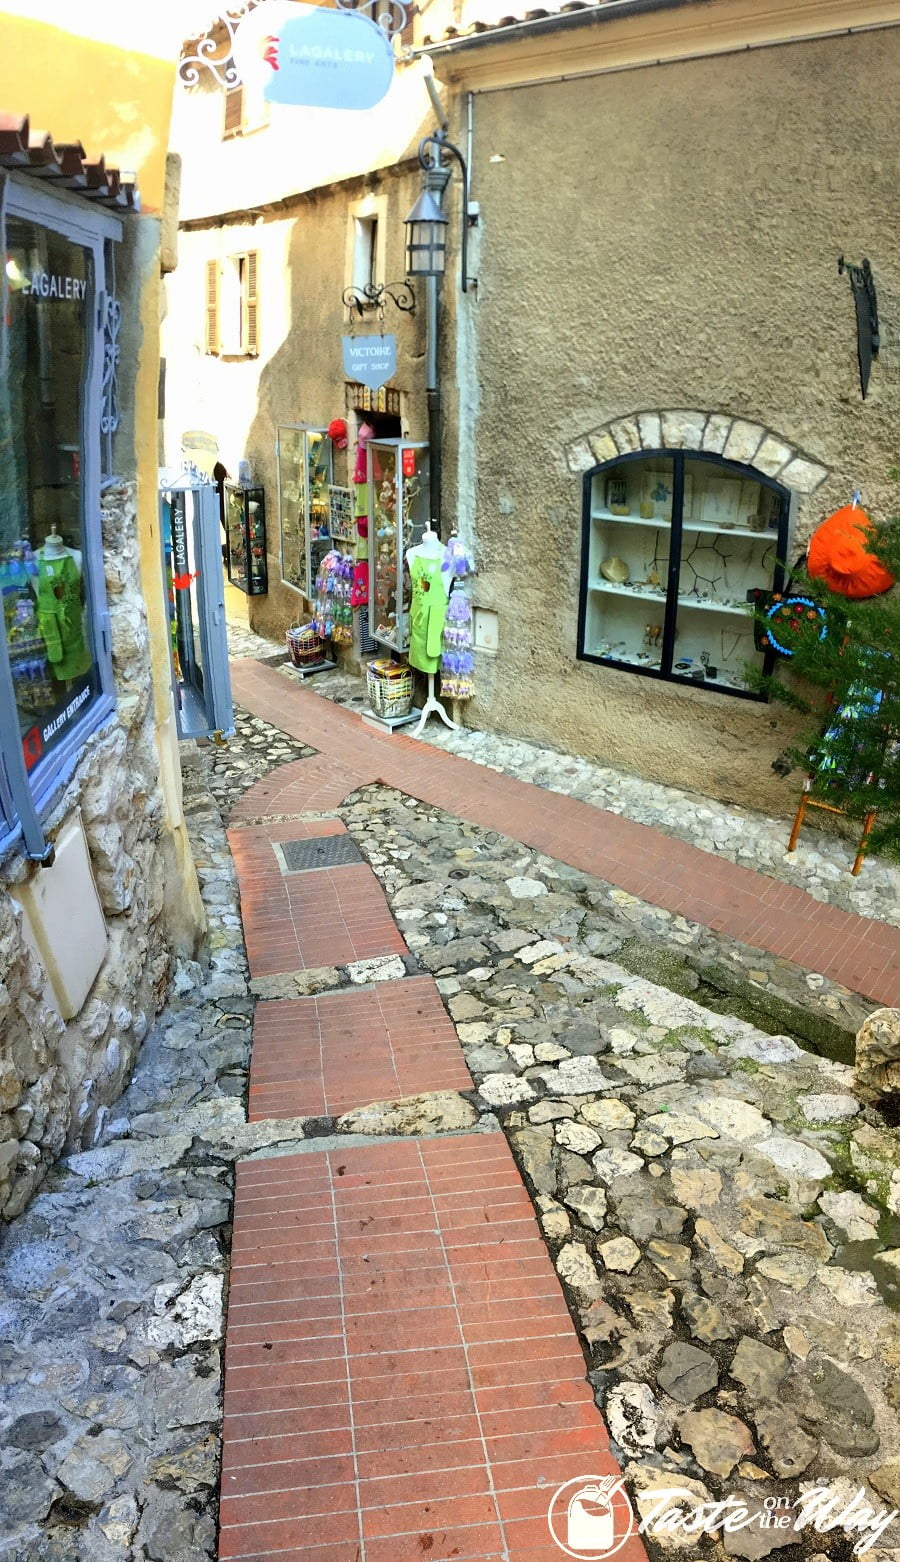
[761,594,827,657]
[441,591,474,700]
[311,549,352,644]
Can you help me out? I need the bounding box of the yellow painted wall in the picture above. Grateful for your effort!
[0,13,173,211]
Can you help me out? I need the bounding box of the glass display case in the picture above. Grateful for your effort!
[276,426,333,599]
[225,482,267,595]
[578,451,790,696]
[368,441,430,653]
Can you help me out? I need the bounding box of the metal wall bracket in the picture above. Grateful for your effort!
[838,255,879,399]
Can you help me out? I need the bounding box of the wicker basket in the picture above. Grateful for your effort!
[286,624,325,668]
[366,659,414,719]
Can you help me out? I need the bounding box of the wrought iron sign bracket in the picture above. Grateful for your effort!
[838,255,879,400]
[342,281,416,321]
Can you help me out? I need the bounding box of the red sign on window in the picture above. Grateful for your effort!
[402,448,416,478]
[22,726,43,771]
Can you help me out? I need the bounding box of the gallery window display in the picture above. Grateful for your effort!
[578,451,790,696]
[276,426,333,599]
[367,440,430,654]
[225,481,267,595]
[0,187,118,854]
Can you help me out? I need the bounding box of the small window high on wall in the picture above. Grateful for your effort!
[577,451,791,697]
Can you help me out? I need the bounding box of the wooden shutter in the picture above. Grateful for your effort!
[204,259,219,355]
[223,85,244,138]
[243,250,259,356]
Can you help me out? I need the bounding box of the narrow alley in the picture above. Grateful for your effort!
[2,634,900,1561]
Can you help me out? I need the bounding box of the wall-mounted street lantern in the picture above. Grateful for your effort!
[404,129,475,292]
[341,281,416,319]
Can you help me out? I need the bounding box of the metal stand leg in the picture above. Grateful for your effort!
[787,783,810,854]
[410,673,459,738]
[852,808,878,876]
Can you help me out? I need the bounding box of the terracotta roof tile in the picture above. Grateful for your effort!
[0,114,139,211]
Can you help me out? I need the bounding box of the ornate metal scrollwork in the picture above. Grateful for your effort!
[100,294,122,480]
[179,0,408,90]
[342,281,416,319]
[178,6,247,89]
[334,0,408,36]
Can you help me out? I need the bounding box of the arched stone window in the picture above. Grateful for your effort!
[577,448,792,695]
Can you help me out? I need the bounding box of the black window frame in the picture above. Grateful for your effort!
[577,448,791,701]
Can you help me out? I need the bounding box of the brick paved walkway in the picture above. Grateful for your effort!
[248,978,472,1121]
[230,658,900,1006]
[220,655,900,1562]
[221,1138,641,1562]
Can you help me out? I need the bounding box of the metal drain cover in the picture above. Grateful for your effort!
[279,836,363,873]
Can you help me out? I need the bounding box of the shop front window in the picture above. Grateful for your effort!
[0,184,117,857]
[578,451,790,696]
[1,217,101,770]
[277,426,333,599]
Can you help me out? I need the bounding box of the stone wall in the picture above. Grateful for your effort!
[0,481,198,1221]
[440,28,900,813]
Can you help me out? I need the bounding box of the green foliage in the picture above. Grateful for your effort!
[752,517,900,860]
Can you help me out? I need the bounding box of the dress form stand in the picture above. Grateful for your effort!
[406,523,459,738]
[412,672,459,737]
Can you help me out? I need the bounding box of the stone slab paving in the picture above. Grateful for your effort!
[248,977,473,1121]
[229,659,900,1008]
[220,1134,643,1562]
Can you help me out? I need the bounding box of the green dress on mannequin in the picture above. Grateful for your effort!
[408,552,449,673]
[37,552,90,681]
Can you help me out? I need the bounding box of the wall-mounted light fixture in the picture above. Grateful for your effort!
[404,129,476,292]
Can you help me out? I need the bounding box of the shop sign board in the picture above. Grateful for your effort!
[342,334,397,392]
[234,3,395,112]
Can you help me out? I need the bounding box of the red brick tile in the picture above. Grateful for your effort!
[248,976,470,1120]
[219,1135,639,1562]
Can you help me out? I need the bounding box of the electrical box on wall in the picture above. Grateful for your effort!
[9,811,107,1020]
[473,607,499,654]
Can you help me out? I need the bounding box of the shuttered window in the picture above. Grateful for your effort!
[223,86,244,138]
[204,259,219,355]
[242,250,259,356]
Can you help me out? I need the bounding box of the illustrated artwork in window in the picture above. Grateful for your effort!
[0,217,102,772]
[579,451,789,696]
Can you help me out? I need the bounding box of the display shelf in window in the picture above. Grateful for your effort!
[276,426,334,599]
[368,440,430,654]
[328,485,354,545]
[578,451,789,697]
[225,482,267,595]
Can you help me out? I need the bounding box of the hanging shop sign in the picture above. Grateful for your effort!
[342,334,397,392]
[233,2,395,112]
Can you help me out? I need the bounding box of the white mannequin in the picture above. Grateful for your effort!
[41,528,82,572]
[405,520,459,738]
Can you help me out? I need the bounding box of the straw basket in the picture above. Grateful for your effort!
[366,659,413,719]
[286,624,325,668]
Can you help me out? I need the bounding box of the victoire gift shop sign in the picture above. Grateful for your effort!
[342,335,397,392]
[232,1,395,111]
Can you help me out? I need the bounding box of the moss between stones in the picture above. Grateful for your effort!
[616,939,856,1065]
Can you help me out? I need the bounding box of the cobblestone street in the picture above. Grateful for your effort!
[1,636,899,1561]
